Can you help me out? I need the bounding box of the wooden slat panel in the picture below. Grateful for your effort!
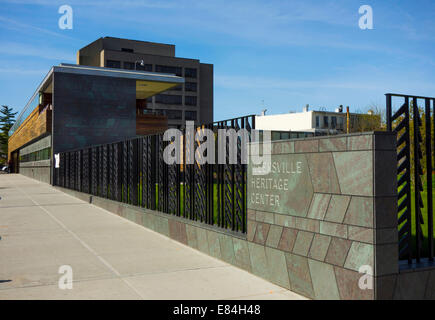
[136,114,168,136]
[8,106,52,159]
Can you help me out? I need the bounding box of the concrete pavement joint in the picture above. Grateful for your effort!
[58,186,303,297]
[86,199,233,263]
[0,274,116,291]
[0,175,305,300]
[0,264,232,293]
[12,185,146,300]
[0,203,89,209]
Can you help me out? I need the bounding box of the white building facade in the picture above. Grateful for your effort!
[255,108,347,134]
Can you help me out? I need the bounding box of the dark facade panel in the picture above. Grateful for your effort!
[200,63,213,124]
[52,72,136,154]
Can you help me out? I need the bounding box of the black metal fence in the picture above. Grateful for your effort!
[55,116,255,234]
[386,93,434,263]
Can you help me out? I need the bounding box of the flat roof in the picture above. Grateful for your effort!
[9,63,184,136]
[103,36,175,48]
[56,63,184,83]
[256,110,367,118]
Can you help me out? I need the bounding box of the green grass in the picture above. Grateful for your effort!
[399,173,435,258]
[124,181,237,230]
[178,183,219,223]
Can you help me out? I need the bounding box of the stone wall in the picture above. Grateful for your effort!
[247,132,435,299]
[247,132,399,299]
[390,261,435,299]
[55,132,435,299]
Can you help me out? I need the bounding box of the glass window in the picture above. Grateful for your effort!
[184,68,197,78]
[323,116,329,128]
[338,117,344,129]
[123,62,135,70]
[315,116,320,128]
[280,132,290,140]
[20,147,51,163]
[185,96,197,106]
[185,82,197,92]
[290,133,299,139]
[155,65,182,76]
[164,110,182,120]
[331,116,337,129]
[155,94,182,105]
[106,60,121,68]
[185,111,197,121]
[136,63,152,71]
[170,84,182,91]
[271,132,281,141]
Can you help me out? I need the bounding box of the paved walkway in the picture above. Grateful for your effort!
[0,174,306,300]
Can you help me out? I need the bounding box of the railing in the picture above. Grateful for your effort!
[386,93,434,263]
[55,115,255,234]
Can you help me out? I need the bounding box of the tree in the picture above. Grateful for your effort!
[366,103,387,129]
[0,105,17,165]
[349,104,385,133]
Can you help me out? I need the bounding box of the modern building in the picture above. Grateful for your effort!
[76,37,213,127]
[255,105,381,134]
[8,63,184,183]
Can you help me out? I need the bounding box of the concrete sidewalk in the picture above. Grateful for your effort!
[0,174,306,300]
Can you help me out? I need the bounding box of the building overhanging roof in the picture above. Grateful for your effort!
[56,64,184,99]
[9,63,184,136]
[56,63,183,84]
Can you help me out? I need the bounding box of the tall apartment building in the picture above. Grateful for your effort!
[77,37,213,127]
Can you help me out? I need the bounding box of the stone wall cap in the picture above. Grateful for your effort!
[249,131,394,145]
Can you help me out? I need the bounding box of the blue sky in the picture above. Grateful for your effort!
[1,0,434,120]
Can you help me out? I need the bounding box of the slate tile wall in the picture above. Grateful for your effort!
[245,132,433,300]
[246,132,387,299]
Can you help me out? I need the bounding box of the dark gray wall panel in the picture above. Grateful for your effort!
[199,63,213,124]
[53,72,136,154]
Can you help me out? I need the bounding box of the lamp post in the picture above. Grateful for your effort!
[135,59,144,70]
